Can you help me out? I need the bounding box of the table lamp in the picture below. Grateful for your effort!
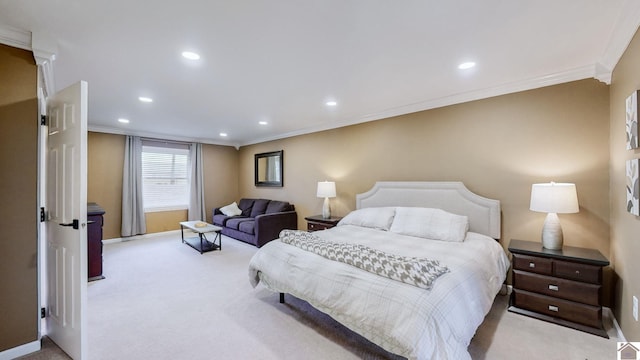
[530,182,579,250]
[317,181,336,219]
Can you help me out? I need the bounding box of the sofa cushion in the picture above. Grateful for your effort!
[238,198,255,217]
[213,214,247,227]
[212,214,228,226]
[265,200,291,214]
[226,217,252,231]
[250,199,270,218]
[238,220,255,235]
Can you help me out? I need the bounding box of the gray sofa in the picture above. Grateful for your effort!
[212,198,297,247]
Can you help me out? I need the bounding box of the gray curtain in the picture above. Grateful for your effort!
[121,135,146,236]
[188,143,206,221]
[266,156,277,181]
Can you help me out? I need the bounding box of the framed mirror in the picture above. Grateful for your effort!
[255,150,283,187]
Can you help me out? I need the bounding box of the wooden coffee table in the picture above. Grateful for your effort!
[179,221,222,254]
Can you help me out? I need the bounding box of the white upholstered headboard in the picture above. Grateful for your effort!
[356,182,501,239]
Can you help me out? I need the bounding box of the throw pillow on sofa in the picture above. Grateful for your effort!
[250,199,270,218]
[238,198,255,216]
[220,202,242,216]
[266,200,291,213]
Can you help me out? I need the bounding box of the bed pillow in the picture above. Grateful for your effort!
[337,207,396,231]
[389,207,469,242]
[219,202,243,216]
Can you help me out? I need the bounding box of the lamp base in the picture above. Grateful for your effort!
[322,197,331,219]
[541,212,563,250]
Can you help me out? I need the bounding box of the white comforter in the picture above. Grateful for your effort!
[248,225,510,360]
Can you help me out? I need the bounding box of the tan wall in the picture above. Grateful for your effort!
[87,132,239,238]
[240,79,610,252]
[202,143,240,219]
[145,210,188,233]
[0,44,38,351]
[239,78,611,294]
[610,28,640,341]
[88,132,125,239]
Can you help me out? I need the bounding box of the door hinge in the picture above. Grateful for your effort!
[40,115,47,126]
[41,307,46,318]
[40,207,45,222]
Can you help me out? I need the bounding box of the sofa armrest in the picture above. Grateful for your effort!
[213,207,223,215]
[254,211,298,247]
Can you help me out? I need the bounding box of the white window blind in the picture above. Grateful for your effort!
[141,141,190,211]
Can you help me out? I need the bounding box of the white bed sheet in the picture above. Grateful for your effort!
[248,225,510,360]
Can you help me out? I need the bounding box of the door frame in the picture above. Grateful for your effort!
[0,33,56,360]
[36,41,57,348]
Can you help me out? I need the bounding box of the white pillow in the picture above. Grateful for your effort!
[220,202,242,216]
[389,207,469,242]
[337,207,396,231]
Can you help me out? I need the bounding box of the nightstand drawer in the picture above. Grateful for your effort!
[513,289,602,328]
[512,254,552,275]
[513,270,601,306]
[307,222,331,231]
[305,215,342,232]
[554,260,601,284]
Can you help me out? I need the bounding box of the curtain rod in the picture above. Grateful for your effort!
[140,136,193,146]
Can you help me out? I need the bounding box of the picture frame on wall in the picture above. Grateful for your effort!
[626,159,639,215]
[626,90,639,149]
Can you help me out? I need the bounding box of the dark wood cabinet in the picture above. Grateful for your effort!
[88,203,105,281]
[508,239,609,337]
[304,215,342,232]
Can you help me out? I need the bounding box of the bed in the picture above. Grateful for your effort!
[248,182,510,360]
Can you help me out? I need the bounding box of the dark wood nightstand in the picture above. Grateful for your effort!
[87,203,106,281]
[304,215,342,232]
[507,239,609,338]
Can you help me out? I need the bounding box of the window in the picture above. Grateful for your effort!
[141,141,190,211]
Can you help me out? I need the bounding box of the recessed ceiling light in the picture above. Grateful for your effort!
[118,118,130,124]
[182,51,200,60]
[458,62,476,70]
[326,101,337,107]
[219,132,228,137]
[259,121,268,125]
[138,96,153,103]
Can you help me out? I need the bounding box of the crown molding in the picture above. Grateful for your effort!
[31,32,57,97]
[594,62,612,84]
[78,62,606,149]
[0,24,31,51]
[0,24,57,97]
[88,125,240,149]
[598,0,640,75]
[240,65,598,147]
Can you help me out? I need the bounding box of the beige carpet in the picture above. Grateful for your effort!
[21,232,618,359]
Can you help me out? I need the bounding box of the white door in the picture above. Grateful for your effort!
[45,81,88,360]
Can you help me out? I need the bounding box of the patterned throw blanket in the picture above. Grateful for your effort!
[279,230,449,290]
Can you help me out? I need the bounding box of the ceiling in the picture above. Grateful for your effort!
[1,1,639,148]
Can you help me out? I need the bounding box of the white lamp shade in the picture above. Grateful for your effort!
[317,181,336,198]
[530,183,579,214]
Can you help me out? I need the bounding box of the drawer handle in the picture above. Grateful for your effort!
[548,284,559,291]
[529,262,535,268]
[548,305,559,312]
[575,270,580,276]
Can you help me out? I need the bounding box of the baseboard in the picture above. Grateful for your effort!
[103,229,182,244]
[0,339,40,360]
[604,306,626,342]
